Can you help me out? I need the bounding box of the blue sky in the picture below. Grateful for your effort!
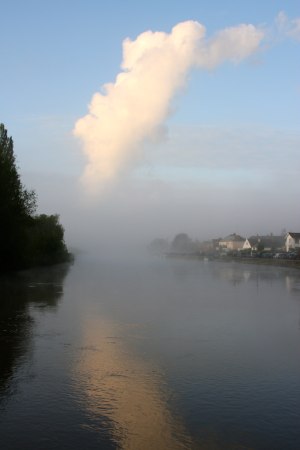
[0,0,299,246]
[1,1,299,148]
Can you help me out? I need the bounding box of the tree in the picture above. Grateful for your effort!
[0,124,36,218]
[0,124,37,269]
[0,124,70,271]
[26,214,70,266]
[171,233,195,254]
[257,242,265,253]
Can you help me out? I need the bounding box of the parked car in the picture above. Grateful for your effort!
[260,252,274,259]
[287,251,300,260]
[274,253,288,259]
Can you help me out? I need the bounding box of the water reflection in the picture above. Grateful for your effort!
[1,256,300,449]
[212,265,252,285]
[73,315,192,450]
[285,274,300,294]
[0,264,70,403]
[211,262,300,297]
[168,259,300,296]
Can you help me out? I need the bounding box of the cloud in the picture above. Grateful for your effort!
[275,11,300,41]
[73,20,264,192]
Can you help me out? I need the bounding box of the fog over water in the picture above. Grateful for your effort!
[23,154,300,257]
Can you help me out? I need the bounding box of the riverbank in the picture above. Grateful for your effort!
[165,252,300,270]
[231,257,300,269]
[0,251,74,275]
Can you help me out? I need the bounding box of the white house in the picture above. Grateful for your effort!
[243,237,258,250]
[243,235,284,252]
[285,232,300,252]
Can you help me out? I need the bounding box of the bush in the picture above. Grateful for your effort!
[25,214,71,267]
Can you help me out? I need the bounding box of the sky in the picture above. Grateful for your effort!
[1,0,299,252]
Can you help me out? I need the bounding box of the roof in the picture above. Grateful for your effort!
[246,235,285,248]
[246,236,259,246]
[287,232,300,239]
[220,233,246,242]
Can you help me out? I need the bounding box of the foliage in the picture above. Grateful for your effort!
[171,233,195,254]
[256,242,265,253]
[0,124,37,218]
[0,124,70,271]
[25,215,70,266]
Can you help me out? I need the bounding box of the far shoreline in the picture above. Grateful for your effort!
[165,253,300,270]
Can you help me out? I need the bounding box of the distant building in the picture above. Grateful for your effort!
[219,233,246,251]
[197,238,221,254]
[243,235,285,252]
[285,232,300,252]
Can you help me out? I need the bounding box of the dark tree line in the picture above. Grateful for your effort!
[0,123,71,271]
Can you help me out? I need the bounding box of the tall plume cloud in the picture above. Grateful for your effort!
[74,20,264,191]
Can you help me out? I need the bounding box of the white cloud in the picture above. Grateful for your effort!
[289,17,300,40]
[275,11,300,40]
[74,20,264,192]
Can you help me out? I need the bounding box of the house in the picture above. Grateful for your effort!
[219,233,246,251]
[197,238,221,254]
[285,232,300,252]
[197,240,213,253]
[243,235,285,252]
[243,236,258,250]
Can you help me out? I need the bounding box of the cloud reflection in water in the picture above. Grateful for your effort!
[72,315,192,450]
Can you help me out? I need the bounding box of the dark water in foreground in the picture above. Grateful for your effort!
[1,255,300,450]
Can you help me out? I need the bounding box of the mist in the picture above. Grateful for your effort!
[24,123,300,258]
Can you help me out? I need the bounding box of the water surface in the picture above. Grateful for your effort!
[1,256,300,449]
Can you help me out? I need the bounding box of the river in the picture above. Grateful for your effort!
[1,255,300,449]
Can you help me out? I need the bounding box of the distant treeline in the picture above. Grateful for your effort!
[0,123,72,272]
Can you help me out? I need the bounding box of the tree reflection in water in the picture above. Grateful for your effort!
[0,264,71,403]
